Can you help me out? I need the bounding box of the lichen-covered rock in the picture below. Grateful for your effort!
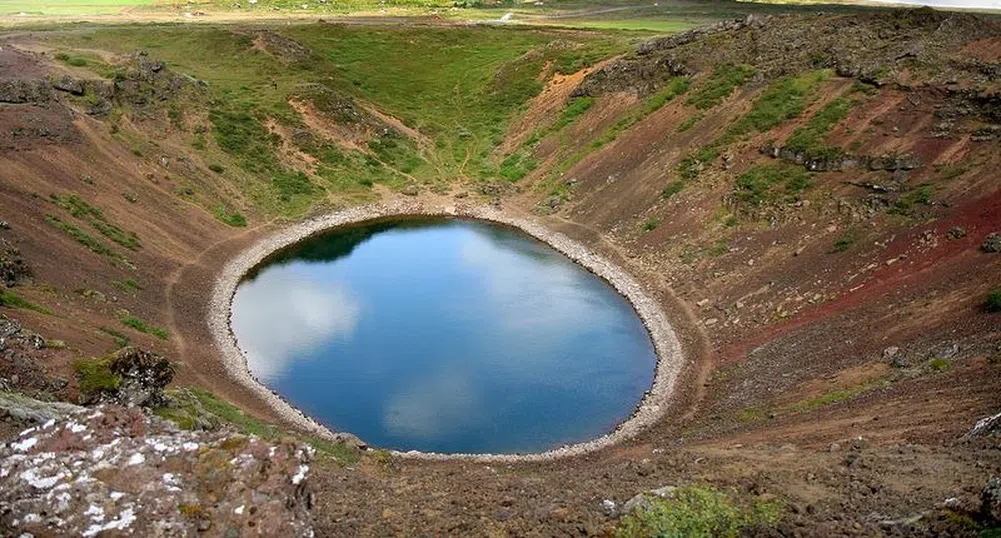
[983,476,1001,525]
[0,315,66,399]
[0,238,32,288]
[982,232,1001,253]
[79,347,175,408]
[0,405,315,537]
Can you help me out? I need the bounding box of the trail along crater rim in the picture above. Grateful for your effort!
[208,200,685,462]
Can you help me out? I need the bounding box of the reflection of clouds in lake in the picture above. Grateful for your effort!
[382,370,483,440]
[232,271,360,382]
[457,231,617,355]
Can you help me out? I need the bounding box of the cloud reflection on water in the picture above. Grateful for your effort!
[232,271,360,381]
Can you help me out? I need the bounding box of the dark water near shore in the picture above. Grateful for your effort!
[231,218,657,454]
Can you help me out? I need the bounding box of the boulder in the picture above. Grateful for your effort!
[621,485,678,515]
[964,411,1001,439]
[80,348,175,408]
[982,232,1001,253]
[0,239,32,287]
[51,75,84,96]
[0,404,315,537]
[983,476,1001,525]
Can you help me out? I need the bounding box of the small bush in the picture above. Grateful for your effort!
[615,485,782,538]
[832,232,856,253]
[732,165,812,209]
[208,163,225,174]
[661,181,685,199]
[643,218,661,232]
[928,357,951,372]
[985,288,1001,313]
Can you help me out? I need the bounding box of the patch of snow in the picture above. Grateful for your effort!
[126,453,145,466]
[182,441,198,451]
[42,419,55,429]
[18,426,36,438]
[22,513,41,524]
[110,491,125,501]
[234,504,245,515]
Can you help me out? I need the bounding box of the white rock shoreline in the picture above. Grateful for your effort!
[208,200,685,463]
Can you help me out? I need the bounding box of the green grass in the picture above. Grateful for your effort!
[732,165,812,210]
[497,153,538,182]
[54,25,627,216]
[212,207,248,227]
[118,311,168,340]
[111,278,143,292]
[783,96,851,160]
[50,194,141,250]
[642,217,661,232]
[928,357,951,372]
[662,181,685,199]
[987,288,1001,313]
[676,114,702,133]
[831,230,857,253]
[524,96,594,147]
[0,0,154,16]
[616,485,782,538]
[98,326,131,348]
[686,64,755,110]
[677,71,831,182]
[727,70,831,137]
[44,214,134,268]
[0,290,54,315]
[708,238,729,257]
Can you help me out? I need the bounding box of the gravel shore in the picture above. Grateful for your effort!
[208,200,684,462]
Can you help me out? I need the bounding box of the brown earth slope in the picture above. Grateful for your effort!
[1,10,1000,537]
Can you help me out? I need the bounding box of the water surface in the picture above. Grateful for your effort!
[232,218,657,454]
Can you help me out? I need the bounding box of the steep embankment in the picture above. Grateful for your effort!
[1,10,1000,537]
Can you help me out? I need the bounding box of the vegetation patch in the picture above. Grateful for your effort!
[686,64,755,110]
[98,326,131,349]
[731,165,812,211]
[118,311,168,340]
[831,230,857,253]
[0,290,55,315]
[783,96,851,160]
[213,207,248,227]
[49,194,141,251]
[74,357,121,396]
[661,181,685,199]
[524,96,594,147]
[642,217,661,232]
[111,278,143,292]
[616,485,782,538]
[987,288,1001,313]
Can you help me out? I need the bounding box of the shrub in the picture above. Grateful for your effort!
[832,231,856,253]
[661,181,685,199]
[986,288,1001,313]
[208,163,225,174]
[615,485,782,538]
[643,218,661,232]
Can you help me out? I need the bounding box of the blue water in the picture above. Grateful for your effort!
[231,218,657,454]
